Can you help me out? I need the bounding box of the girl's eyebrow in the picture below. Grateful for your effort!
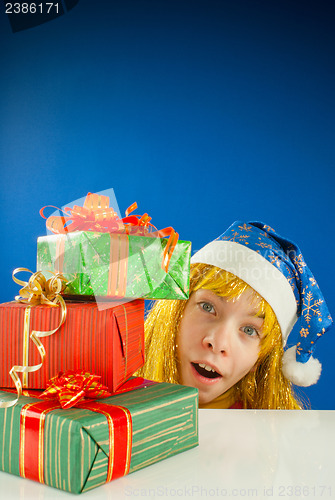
[247,311,265,319]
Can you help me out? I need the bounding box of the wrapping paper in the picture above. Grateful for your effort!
[37,231,191,300]
[0,381,198,493]
[0,299,144,392]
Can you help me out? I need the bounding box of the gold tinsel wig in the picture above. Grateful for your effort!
[137,263,304,409]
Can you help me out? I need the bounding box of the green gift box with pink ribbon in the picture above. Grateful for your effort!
[36,193,191,300]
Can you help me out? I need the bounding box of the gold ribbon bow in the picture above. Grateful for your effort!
[40,370,112,409]
[0,269,67,408]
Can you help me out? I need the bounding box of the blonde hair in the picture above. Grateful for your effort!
[138,263,305,409]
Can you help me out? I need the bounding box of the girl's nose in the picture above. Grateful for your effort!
[202,324,231,354]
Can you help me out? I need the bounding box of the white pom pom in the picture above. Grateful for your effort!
[282,345,322,387]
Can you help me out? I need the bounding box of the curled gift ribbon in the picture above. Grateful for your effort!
[0,269,67,409]
[40,370,111,409]
[40,193,179,272]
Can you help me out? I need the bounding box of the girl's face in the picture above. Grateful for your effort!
[177,288,264,405]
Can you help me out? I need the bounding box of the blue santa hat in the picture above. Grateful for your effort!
[191,221,332,387]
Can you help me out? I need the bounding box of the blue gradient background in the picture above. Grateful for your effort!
[0,0,334,409]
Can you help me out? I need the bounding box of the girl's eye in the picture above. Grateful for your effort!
[200,302,215,314]
[242,326,259,337]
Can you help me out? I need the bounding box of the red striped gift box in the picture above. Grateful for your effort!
[0,299,144,393]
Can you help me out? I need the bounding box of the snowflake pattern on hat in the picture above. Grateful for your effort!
[217,221,332,365]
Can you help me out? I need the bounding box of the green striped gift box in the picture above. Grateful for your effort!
[37,232,191,300]
[0,382,198,494]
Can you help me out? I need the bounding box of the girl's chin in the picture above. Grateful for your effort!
[198,387,224,405]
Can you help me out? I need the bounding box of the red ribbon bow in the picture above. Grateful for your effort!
[40,370,112,409]
[40,193,179,272]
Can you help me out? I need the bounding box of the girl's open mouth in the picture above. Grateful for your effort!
[191,362,222,379]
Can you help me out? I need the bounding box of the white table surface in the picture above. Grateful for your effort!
[0,409,334,499]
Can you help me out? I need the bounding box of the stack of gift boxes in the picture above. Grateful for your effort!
[0,193,198,494]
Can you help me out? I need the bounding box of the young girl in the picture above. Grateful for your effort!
[138,221,332,409]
